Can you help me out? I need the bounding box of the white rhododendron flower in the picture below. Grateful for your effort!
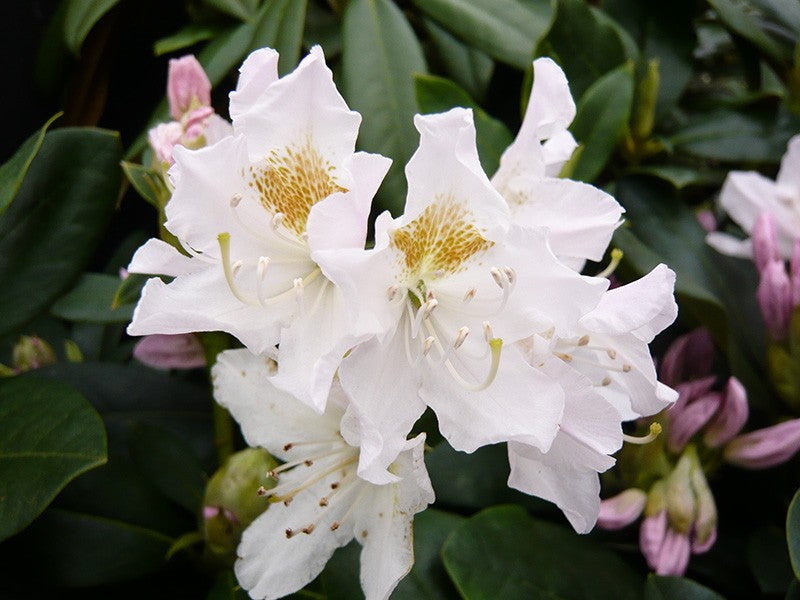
[491,58,624,270]
[707,134,800,259]
[128,46,390,411]
[317,107,609,479]
[213,349,434,600]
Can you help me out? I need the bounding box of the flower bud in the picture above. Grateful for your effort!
[133,333,207,370]
[704,377,748,448]
[688,461,717,553]
[12,336,56,372]
[660,329,714,387]
[167,55,211,120]
[791,240,800,306]
[596,488,647,530]
[639,510,667,569]
[757,260,793,341]
[148,121,182,166]
[696,209,717,233]
[665,451,696,534]
[203,448,277,561]
[654,528,692,575]
[668,391,720,453]
[752,212,780,273]
[724,418,800,469]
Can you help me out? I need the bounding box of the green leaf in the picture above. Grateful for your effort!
[630,165,725,190]
[424,19,494,102]
[49,273,135,324]
[669,107,800,163]
[787,487,800,579]
[121,161,169,209]
[412,0,553,70]
[0,113,60,218]
[442,505,642,600]
[198,22,258,87]
[203,0,259,21]
[18,508,172,587]
[750,0,800,37]
[536,0,628,99]
[251,0,308,75]
[747,526,795,594]
[0,128,122,338]
[644,575,725,600]
[129,424,207,514]
[706,0,790,64]
[153,23,224,57]
[342,0,428,214]
[113,272,149,309]
[569,62,634,182]
[414,73,514,175]
[62,0,120,55]
[207,570,250,600]
[0,376,107,542]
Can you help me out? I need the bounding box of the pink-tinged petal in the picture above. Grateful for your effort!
[148,121,182,165]
[752,212,780,273]
[128,238,199,278]
[167,55,211,120]
[668,392,721,453]
[596,489,647,530]
[692,526,717,554]
[776,134,800,193]
[182,106,214,142]
[705,231,753,259]
[670,376,717,417]
[654,528,692,576]
[580,264,677,344]
[792,240,800,306]
[696,209,717,233]
[724,418,800,468]
[229,47,280,129]
[757,259,793,340]
[133,333,206,369]
[640,511,668,569]
[659,329,715,388]
[704,377,748,448]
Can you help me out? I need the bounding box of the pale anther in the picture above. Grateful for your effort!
[454,326,469,349]
[422,299,438,320]
[491,267,505,288]
[232,260,243,276]
[463,288,476,303]
[578,335,590,346]
[607,349,617,359]
[601,376,612,386]
[623,363,632,372]
[502,266,516,285]
[387,285,399,301]
[483,321,494,343]
[422,336,435,356]
[230,194,242,208]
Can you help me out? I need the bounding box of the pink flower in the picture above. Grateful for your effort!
[133,333,206,370]
[757,259,793,341]
[703,377,748,448]
[752,212,780,273]
[167,55,211,120]
[659,329,714,388]
[724,418,800,468]
[597,489,647,530]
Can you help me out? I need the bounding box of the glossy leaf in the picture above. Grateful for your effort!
[415,73,513,175]
[536,0,628,99]
[706,0,789,64]
[412,0,553,70]
[424,18,494,102]
[0,113,60,218]
[644,575,725,600]
[203,0,258,21]
[251,0,308,75]
[50,273,135,324]
[747,526,795,594]
[62,0,120,55]
[569,62,634,182]
[788,487,800,580]
[0,376,107,542]
[442,505,642,600]
[0,128,122,338]
[342,0,427,214]
[153,24,223,57]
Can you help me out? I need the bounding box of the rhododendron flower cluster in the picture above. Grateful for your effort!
[128,47,677,599]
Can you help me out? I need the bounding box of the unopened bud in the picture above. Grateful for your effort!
[665,451,696,534]
[689,463,717,554]
[133,333,206,370]
[724,418,800,469]
[167,55,211,120]
[791,240,800,306]
[12,336,56,372]
[668,391,721,453]
[596,488,647,530]
[757,260,793,341]
[704,377,748,448]
[752,212,780,273]
[659,328,714,387]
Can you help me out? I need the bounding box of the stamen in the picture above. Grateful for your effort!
[578,335,590,346]
[387,285,399,301]
[502,266,516,285]
[483,321,494,343]
[270,212,308,249]
[228,194,275,244]
[267,455,358,504]
[294,278,305,315]
[622,422,662,445]
[463,288,476,303]
[422,336,436,356]
[232,260,243,276]
[267,446,351,478]
[491,267,506,288]
[443,338,503,392]
[454,326,469,349]
[597,248,623,278]
[607,349,617,359]
[601,376,612,386]
[217,232,257,305]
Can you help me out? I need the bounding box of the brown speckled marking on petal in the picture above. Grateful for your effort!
[390,195,493,279]
[246,141,346,236]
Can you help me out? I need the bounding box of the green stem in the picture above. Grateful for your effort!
[199,331,235,465]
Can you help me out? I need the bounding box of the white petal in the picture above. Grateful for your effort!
[777,134,800,194]
[229,48,280,129]
[522,57,576,140]
[203,114,234,145]
[705,231,753,258]
[542,130,578,177]
[356,435,434,600]
[338,332,427,484]
[579,264,677,343]
[421,343,563,453]
[212,348,343,458]
[128,238,199,277]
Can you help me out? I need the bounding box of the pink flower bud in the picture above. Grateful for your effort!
[133,333,206,370]
[696,209,717,233]
[791,240,800,307]
[640,510,668,568]
[655,528,692,575]
[670,375,717,416]
[660,329,714,387]
[597,488,647,530]
[752,212,780,273]
[724,418,800,469]
[704,377,748,448]
[757,260,793,341]
[668,392,721,453]
[182,105,215,142]
[148,121,182,165]
[167,55,211,120]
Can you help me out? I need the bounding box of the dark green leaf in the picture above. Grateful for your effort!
[630,165,725,190]
[706,0,790,64]
[203,0,258,21]
[342,0,428,214]
[50,273,135,324]
[788,487,800,579]
[121,161,168,209]
[412,0,553,70]
[153,23,224,57]
[442,505,642,600]
[198,22,258,87]
[129,424,207,514]
[748,526,795,594]
[0,376,107,542]
[63,0,120,55]
[414,73,513,175]
[750,0,800,37]
[207,570,250,600]
[251,0,308,75]
[424,18,494,101]
[305,0,343,57]
[570,62,634,182]
[0,128,122,338]
[644,575,725,600]
[536,0,628,99]
[0,113,60,218]
[113,272,149,309]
